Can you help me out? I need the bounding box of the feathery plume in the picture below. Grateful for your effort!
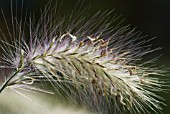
[0,1,167,114]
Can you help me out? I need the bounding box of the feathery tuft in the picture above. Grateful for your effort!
[0,1,167,114]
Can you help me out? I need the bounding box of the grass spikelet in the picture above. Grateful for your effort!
[0,1,167,114]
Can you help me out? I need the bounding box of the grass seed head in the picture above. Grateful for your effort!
[0,1,167,114]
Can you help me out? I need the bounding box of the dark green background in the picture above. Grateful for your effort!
[0,0,169,114]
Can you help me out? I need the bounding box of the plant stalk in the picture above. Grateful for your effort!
[0,69,21,93]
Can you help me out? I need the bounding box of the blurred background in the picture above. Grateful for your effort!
[0,0,169,114]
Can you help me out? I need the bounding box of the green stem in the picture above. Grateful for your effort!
[0,69,21,93]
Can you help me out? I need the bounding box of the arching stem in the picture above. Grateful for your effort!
[0,69,21,93]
